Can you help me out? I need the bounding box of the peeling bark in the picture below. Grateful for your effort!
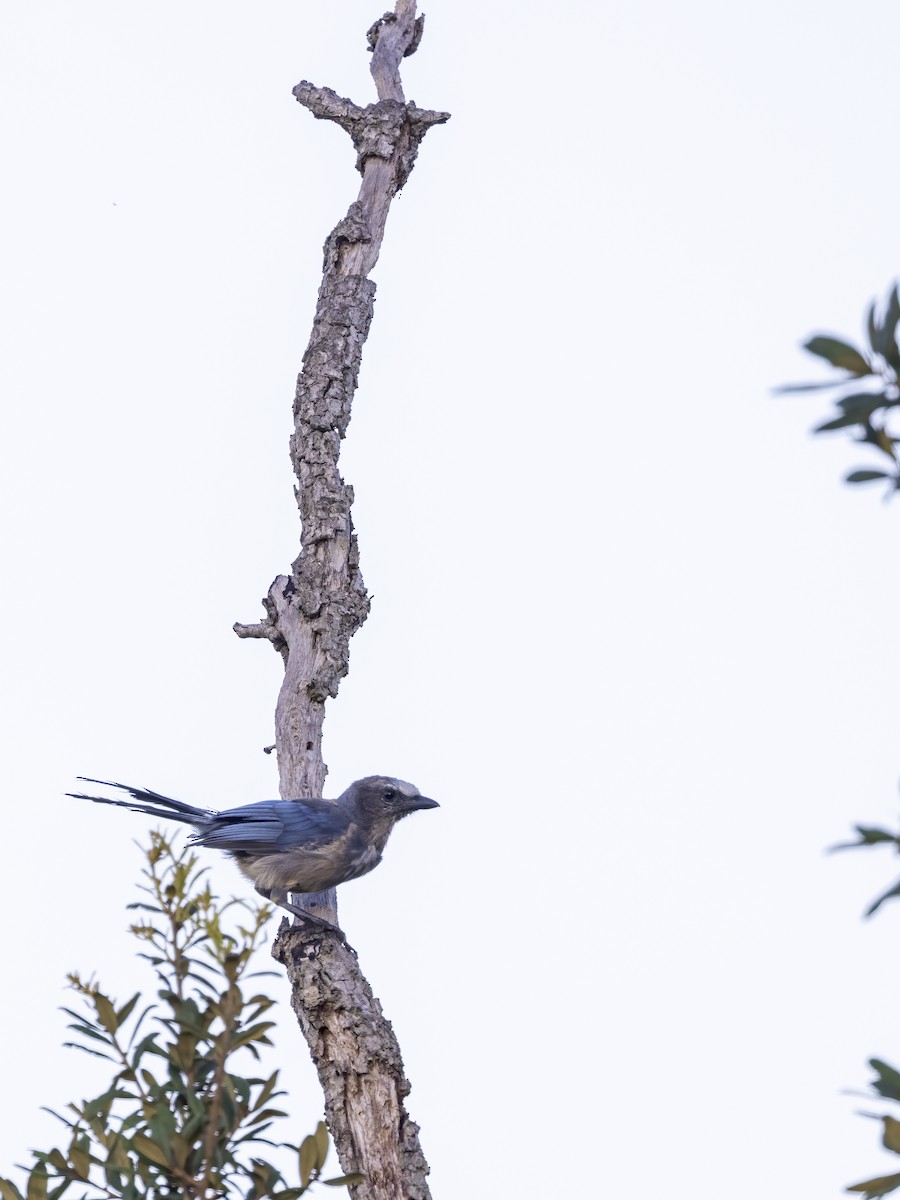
[233,3,447,1196]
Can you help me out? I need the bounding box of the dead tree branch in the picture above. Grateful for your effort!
[234,3,447,1196]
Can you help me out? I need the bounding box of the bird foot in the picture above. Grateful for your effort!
[262,888,347,941]
[282,902,346,940]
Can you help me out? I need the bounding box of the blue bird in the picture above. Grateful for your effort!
[68,775,438,920]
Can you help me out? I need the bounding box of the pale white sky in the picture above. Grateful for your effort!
[3,1,900,1196]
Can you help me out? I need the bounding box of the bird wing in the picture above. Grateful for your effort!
[192,798,349,856]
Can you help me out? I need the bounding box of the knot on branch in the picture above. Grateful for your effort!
[366,11,425,57]
[350,98,407,171]
[322,202,372,273]
[233,591,288,658]
[292,82,449,186]
[394,102,451,190]
[260,569,369,702]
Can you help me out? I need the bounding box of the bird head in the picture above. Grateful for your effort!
[340,775,439,823]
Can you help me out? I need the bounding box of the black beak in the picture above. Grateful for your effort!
[403,795,439,813]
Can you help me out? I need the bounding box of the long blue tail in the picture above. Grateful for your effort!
[67,777,213,827]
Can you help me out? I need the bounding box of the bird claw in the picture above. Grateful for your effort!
[285,904,346,940]
[264,888,346,941]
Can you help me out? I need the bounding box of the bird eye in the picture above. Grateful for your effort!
[383,788,396,801]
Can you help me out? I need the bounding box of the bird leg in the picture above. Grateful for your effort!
[259,886,346,939]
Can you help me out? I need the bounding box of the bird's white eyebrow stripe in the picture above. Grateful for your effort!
[390,779,418,794]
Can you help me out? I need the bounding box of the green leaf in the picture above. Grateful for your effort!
[26,1166,47,1200]
[246,994,277,1009]
[815,413,871,432]
[170,1033,197,1071]
[60,1017,110,1046]
[837,392,893,418]
[867,299,880,355]
[146,1107,175,1153]
[94,994,118,1034]
[106,1138,130,1172]
[323,1174,366,1187]
[804,335,871,375]
[168,1134,190,1170]
[231,1021,277,1049]
[249,1160,283,1195]
[59,1007,97,1027]
[879,286,900,368]
[131,1135,169,1169]
[883,1117,900,1154]
[116,993,141,1027]
[846,470,891,484]
[314,1122,329,1170]
[67,1148,89,1181]
[220,1084,238,1128]
[846,1171,900,1197]
[865,879,900,916]
[859,426,898,460]
[62,1025,111,1047]
[131,1032,164,1067]
[773,380,845,394]
[46,1152,66,1175]
[62,1042,114,1061]
[830,825,899,851]
[251,1071,282,1113]
[844,470,897,484]
[0,1179,26,1200]
[299,1135,319,1187]
[869,1060,900,1103]
[39,1109,74,1132]
[245,1108,289,1125]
